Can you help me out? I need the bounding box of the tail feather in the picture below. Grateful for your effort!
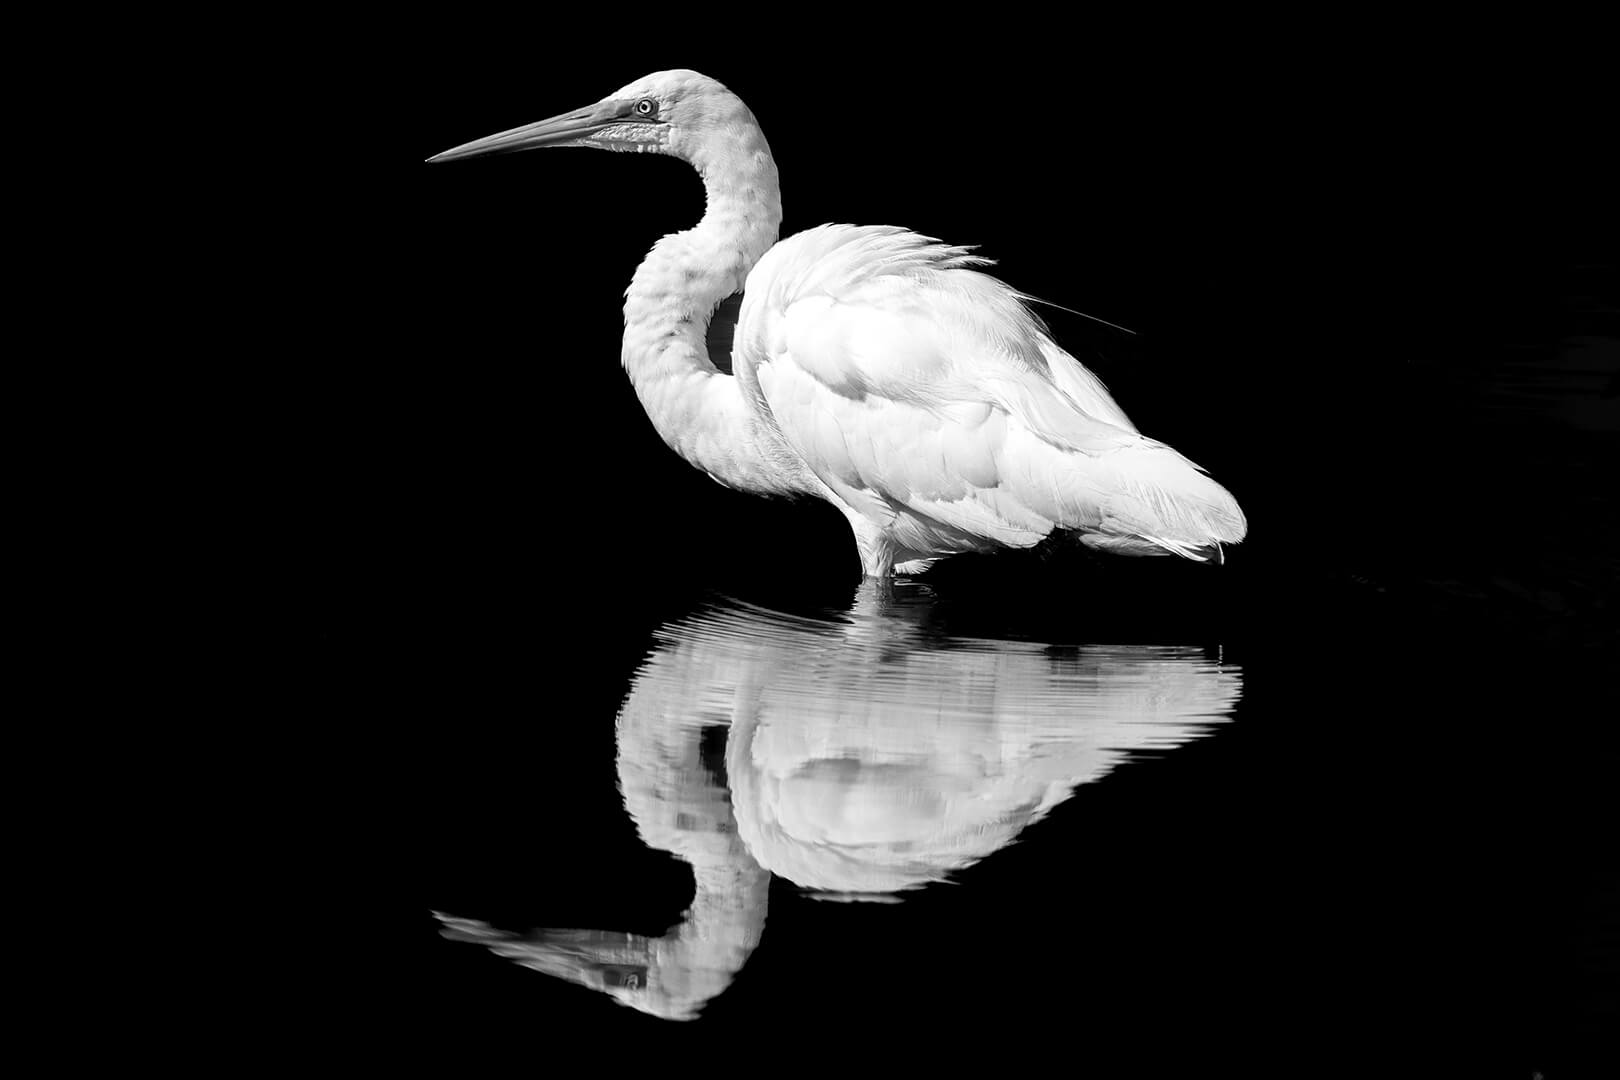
[1013,437,1247,562]
[1105,448,1247,558]
[1078,534,1227,562]
[988,364,1246,563]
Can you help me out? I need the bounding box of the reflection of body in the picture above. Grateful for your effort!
[438,584,1242,1017]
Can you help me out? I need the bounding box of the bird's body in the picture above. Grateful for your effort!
[429,70,1246,576]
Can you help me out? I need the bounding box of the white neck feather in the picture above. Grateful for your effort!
[620,117,804,496]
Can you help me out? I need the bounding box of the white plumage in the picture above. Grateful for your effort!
[429,70,1246,576]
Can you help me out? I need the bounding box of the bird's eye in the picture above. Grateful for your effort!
[635,98,657,117]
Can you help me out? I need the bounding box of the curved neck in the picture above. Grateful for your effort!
[672,853,770,950]
[620,128,794,494]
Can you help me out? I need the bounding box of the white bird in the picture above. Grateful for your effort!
[428,70,1247,577]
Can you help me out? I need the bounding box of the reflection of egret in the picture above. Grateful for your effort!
[438,586,1241,1018]
[428,70,1246,576]
[673,586,1242,896]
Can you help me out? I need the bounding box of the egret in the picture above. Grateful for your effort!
[428,70,1247,577]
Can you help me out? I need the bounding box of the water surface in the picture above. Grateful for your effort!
[433,586,1242,1020]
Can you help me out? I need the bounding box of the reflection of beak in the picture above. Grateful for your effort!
[426,99,639,163]
[505,928,654,991]
[435,915,653,991]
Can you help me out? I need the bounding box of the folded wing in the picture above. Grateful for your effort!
[733,225,1246,560]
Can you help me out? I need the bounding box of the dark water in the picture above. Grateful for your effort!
[284,49,1618,1076]
[397,532,1613,1074]
[381,315,1610,1074]
[435,590,1244,1018]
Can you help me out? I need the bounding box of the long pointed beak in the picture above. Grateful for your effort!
[426,99,633,163]
[435,914,655,990]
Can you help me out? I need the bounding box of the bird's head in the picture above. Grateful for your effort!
[426,69,756,166]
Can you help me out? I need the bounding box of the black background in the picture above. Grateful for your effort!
[284,21,1615,1077]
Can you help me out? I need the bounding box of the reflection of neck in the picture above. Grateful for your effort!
[673,856,770,958]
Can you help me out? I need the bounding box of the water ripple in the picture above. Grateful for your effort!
[438,582,1242,1020]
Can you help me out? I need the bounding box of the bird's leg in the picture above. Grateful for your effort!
[845,515,896,579]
